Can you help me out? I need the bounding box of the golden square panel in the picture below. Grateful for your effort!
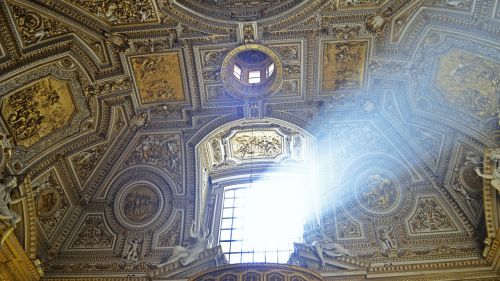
[130,52,186,105]
[321,41,368,93]
[1,77,76,147]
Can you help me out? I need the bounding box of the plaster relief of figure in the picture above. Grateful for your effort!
[303,226,353,268]
[0,173,26,246]
[379,226,397,252]
[157,223,213,268]
[475,151,500,192]
[126,239,141,262]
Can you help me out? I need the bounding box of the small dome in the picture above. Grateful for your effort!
[230,50,276,86]
[221,44,283,100]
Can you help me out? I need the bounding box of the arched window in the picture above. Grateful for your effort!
[195,120,318,264]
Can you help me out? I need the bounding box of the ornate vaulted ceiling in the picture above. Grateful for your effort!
[0,0,499,280]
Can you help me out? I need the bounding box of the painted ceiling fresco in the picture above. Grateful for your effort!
[0,0,499,280]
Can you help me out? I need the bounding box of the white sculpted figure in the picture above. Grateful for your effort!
[379,226,396,251]
[157,223,212,268]
[475,151,500,192]
[304,226,352,267]
[0,174,25,246]
[126,239,141,262]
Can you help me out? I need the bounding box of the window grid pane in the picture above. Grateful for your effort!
[219,185,299,264]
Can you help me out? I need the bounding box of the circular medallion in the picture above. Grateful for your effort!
[356,173,400,214]
[116,183,163,228]
[36,187,61,218]
[220,44,283,100]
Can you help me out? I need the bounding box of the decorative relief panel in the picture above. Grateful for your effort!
[321,41,368,93]
[330,123,390,162]
[189,264,324,281]
[205,84,233,102]
[124,134,183,186]
[228,130,284,161]
[356,173,400,214]
[335,208,363,239]
[66,0,158,25]
[424,0,474,12]
[391,1,420,42]
[130,53,186,106]
[274,80,300,97]
[157,211,182,247]
[9,4,69,46]
[202,50,228,68]
[407,196,459,235]
[273,45,300,62]
[32,169,70,240]
[338,0,386,9]
[446,145,484,224]
[68,214,115,250]
[176,0,304,21]
[1,77,75,147]
[496,1,500,21]
[69,142,109,188]
[8,3,106,60]
[405,125,444,169]
[435,50,499,118]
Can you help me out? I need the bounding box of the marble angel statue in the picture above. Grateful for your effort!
[303,226,353,267]
[0,173,26,246]
[475,149,500,192]
[157,223,213,268]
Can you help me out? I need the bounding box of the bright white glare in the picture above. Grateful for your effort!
[267,63,275,77]
[233,64,242,80]
[220,169,314,263]
[248,70,261,84]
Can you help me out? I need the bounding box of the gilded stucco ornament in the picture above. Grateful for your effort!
[105,32,130,51]
[475,149,500,192]
[366,9,391,34]
[66,0,158,25]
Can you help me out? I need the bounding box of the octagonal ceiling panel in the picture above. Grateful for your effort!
[435,50,499,119]
[1,76,76,148]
